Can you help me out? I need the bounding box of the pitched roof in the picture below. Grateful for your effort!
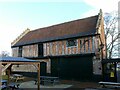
[0,57,39,62]
[12,15,98,47]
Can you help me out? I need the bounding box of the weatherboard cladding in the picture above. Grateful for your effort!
[12,15,98,47]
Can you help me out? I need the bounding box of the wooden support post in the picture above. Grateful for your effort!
[8,65,12,84]
[7,68,10,84]
[37,63,40,90]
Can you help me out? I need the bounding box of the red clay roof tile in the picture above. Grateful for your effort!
[12,15,98,47]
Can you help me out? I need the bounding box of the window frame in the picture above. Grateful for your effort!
[66,39,77,47]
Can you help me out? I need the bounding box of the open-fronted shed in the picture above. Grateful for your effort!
[0,57,40,90]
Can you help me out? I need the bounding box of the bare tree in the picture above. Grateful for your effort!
[104,11,120,58]
[0,51,10,57]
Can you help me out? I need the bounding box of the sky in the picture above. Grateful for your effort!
[0,0,119,56]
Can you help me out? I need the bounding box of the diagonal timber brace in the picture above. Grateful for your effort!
[2,63,11,72]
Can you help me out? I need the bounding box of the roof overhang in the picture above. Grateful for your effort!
[11,33,100,48]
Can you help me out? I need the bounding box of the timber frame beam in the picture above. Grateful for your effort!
[2,63,11,72]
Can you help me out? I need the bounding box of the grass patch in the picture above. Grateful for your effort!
[2,75,8,80]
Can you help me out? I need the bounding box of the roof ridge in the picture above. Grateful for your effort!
[31,15,98,32]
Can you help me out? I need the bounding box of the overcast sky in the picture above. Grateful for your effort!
[0,0,119,56]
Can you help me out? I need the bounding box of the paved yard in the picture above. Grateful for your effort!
[8,76,119,90]
[61,80,119,90]
[19,80,72,89]
[17,80,119,90]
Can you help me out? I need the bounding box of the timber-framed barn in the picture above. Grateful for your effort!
[11,10,106,81]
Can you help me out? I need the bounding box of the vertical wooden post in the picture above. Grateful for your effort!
[37,63,40,90]
[7,67,10,84]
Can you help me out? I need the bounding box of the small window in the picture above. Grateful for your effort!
[66,39,77,47]
[38,44,43,57]
[18,46,22,57]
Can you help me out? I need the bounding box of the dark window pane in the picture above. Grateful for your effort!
[67,39,77,47]
[18,46,22,57]
[38,44,43,57]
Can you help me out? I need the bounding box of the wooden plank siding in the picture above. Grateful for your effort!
[12,47,19,57]
[12,44,38,57]
[62,41,66,55]
[43,36,98,57]
[12,36,100,58]
[89,37,93,53]
[22,44,38,57]
[80,38,84,53]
